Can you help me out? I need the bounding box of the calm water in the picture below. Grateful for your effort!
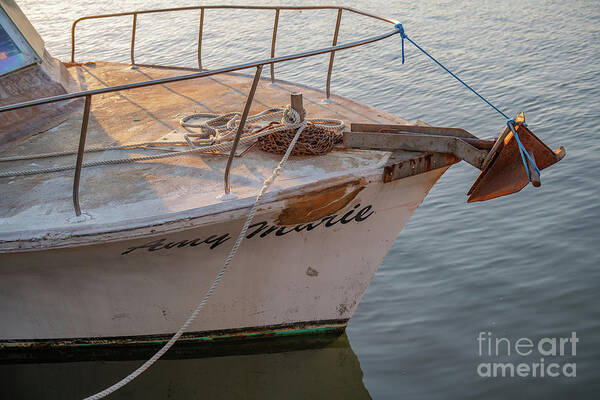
[6,0,600,398]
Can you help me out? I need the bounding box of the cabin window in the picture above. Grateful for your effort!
[0,7,39,77]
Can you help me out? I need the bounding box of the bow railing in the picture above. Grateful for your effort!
[0,5,400,216]
[70,5,398,95]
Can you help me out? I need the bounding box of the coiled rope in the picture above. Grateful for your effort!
[0,106,344,178]
[84,108,308,400]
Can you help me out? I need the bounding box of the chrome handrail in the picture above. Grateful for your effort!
[1,6,400,216]
[0,30,398,112]
[69,5,398,90]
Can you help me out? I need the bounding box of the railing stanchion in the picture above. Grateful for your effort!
[73,95,92,216]
[70,22,77,63]
[270,9,280,83]
[223,65,263,196]
[130,13,137,67]
[198,8,204,70]
[326,8,343,99]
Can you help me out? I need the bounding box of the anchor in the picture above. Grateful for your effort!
[467,113,565,202]
[344,113,565,202]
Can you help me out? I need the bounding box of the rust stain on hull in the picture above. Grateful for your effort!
[276,180,365,225]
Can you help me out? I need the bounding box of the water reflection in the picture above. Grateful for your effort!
[1,333,371,399]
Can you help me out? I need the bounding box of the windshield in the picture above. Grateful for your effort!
[0,14,38,76]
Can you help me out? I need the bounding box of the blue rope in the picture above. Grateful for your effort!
[507,120,541,179]
[395,23,541,183]
[397,23,406,64]
[395,23,510,120]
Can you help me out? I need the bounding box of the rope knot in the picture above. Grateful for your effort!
[281,105,305,129]
[395,23,407,39]
[395,23,407,64]
[507,118,527,128]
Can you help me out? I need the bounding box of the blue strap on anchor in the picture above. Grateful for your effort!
[507,120,541,179]
[395,23,540,182]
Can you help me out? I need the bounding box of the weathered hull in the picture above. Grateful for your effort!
[0,167,448,350]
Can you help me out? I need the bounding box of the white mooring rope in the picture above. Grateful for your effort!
[0,106,344,178]
[83,108,308,399]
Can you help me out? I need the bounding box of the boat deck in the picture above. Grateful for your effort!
[0,62,415,247]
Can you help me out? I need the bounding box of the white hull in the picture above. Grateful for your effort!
[0,168,447,346]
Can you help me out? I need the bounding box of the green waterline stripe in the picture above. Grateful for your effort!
[65,326,339,348]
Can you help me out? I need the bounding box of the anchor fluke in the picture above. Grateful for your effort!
[467,113,565,202]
